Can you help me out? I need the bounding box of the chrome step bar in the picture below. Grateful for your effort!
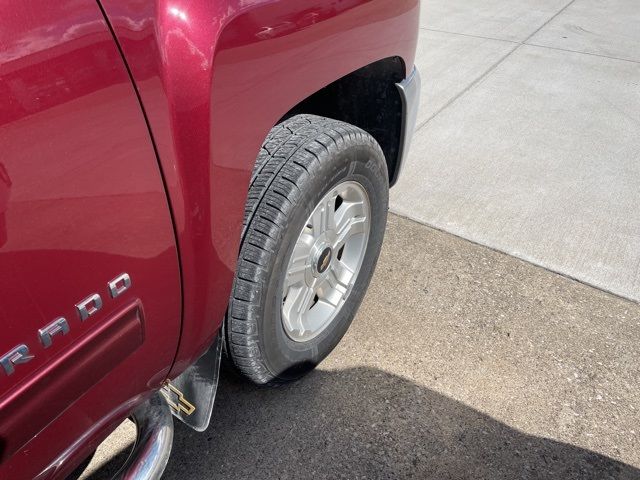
[113,393,174,480]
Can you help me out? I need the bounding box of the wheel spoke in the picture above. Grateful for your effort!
[330,260,354,289]
[284,261,306,290]
[284,233,314,290]
[311,193,337,236]
[318,261,353,307]
[335,200,365,228]
[333,215,366,249]
[292,232,315,257]
[282,284,316,334]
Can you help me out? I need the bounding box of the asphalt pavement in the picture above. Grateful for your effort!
[84,214,640,479]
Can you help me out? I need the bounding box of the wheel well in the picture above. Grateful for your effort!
[280,57,405,182]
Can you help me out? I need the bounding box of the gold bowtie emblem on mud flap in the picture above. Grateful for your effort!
[161,382,196,415]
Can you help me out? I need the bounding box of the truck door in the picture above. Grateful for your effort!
[0,1,181,477]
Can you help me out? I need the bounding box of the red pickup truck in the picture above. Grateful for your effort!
[0,1,420,478]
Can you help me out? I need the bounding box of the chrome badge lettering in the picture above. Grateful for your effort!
[0,273,132,376]
[38,317,70,348]
[108,272,131,298]
[75,293,103,321]
[0,344,34,375]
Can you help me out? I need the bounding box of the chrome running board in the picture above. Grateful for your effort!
[113,393,174,480]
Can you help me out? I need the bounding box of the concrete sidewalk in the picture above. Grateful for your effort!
[392,0,640,302]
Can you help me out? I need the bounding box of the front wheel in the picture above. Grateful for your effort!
[225,114,389,385]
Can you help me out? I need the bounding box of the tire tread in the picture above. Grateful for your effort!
[226,114,384,385]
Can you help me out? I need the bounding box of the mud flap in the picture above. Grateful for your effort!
[161,334,222,432]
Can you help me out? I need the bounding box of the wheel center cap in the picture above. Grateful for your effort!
[316,246,332,274]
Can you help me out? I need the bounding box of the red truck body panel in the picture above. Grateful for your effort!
[0,0,418,477]
[0,2,181,478]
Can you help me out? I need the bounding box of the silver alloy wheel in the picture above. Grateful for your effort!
[281,180,371,342]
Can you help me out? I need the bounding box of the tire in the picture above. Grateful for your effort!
[225,114,389,385]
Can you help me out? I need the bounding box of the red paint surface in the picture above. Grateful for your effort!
[1,301,145,463]
[0,1,181,478]
[0,0,418,477]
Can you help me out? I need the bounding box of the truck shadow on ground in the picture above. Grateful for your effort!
[88,367,639,480]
